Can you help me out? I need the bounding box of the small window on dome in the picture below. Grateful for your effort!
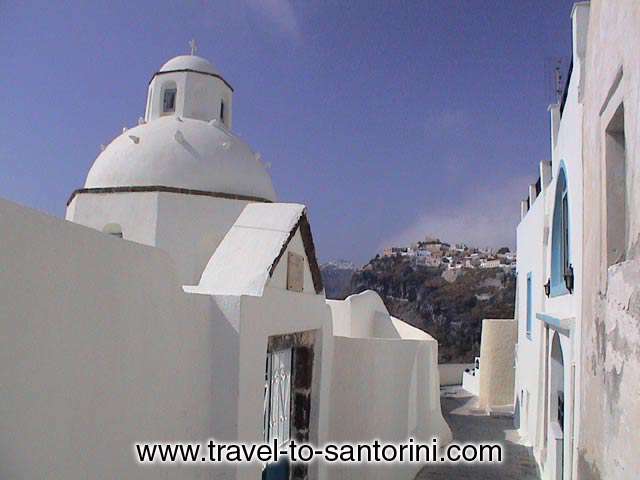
[220,100,226,125]
[163,88,177,114]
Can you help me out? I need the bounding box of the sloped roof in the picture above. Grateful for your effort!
[196,203,323,296]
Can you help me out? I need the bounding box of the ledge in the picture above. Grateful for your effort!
[150,69,234,91]
[67,185,273,206]
[536,313,574,335]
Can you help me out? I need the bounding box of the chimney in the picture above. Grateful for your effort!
[540,160,552,191]
[521,200,529,220]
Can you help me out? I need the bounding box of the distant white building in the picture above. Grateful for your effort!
[416,255,442,267]
[480,259,500,269]
[0,52,451,480]
[382,246,409,257]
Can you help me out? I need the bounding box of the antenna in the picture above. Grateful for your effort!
[544,56,567,105]
[554,59,563,104]
[189,39,197,56]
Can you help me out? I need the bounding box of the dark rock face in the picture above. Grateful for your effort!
[345,256,516,363]
[320,261,356,300]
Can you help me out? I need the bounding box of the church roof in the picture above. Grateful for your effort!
[196,203,323,296]
[82,116,276,202]
[159,55,218,75]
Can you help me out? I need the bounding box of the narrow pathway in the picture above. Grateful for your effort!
[416,386,539,480]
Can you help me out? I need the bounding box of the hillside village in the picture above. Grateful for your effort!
[381,236,516,271]
[321,237,517,363]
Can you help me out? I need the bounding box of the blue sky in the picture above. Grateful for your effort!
[0,0,575,264]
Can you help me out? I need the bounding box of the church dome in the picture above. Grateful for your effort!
[85,116,276,202]
[159,55,218,75]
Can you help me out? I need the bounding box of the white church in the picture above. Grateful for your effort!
[0,51,451,480]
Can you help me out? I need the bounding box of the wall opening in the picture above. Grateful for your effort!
[263,331,315,480]
[550,332,565,431]
[102,223,123,239]
[605,103,627,267]
[161,82,177,115]
[551,167,571,295]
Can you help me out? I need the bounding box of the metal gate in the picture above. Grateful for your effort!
[263,347,292,480]
[263,347,292,445]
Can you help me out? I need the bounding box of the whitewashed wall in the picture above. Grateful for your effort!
[326,291,452,480]
[0,197,237,480]
[579,1,640,478]
[514,6,588,480]
[2,197,450,480]
[68,192,250,285]
[515,185,546,447]
[439,363,474,386]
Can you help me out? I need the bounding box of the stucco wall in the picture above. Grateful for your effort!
[478,319,517,411]
[514,12,588,480]
[234,289,333,480]
[439,363,474,386]
[0,197,238,480]
[579,2,640,479]
[326,291,451,480]
[515,192,546,445]
[328,337,442,480]
[66,190,160,246]
[68,192,250,285]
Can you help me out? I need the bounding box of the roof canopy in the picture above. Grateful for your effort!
[196,203,323,296]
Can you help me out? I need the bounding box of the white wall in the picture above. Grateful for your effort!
[439,364,474,387]
[326,291,451,480]
[514,6,588,479]
[579,1,640,478]
[66,191,160,245]
[237,290,333,480]
[515,185,546,447]
[3,196,450,480]
[68,192,250,285]
[0,197,237,480]
[155,193,249,285]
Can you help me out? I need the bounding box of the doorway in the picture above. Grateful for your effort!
[262,331,315,480]
[550,332,565,480]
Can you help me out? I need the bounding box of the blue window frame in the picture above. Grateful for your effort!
[526,272,533,339]
[551,165,570,296]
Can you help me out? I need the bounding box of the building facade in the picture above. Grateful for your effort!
[578,1,640,478]
[515,4,589,480]
[515,2,640,480]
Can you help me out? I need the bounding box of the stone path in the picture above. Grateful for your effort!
[415,386,539,480]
